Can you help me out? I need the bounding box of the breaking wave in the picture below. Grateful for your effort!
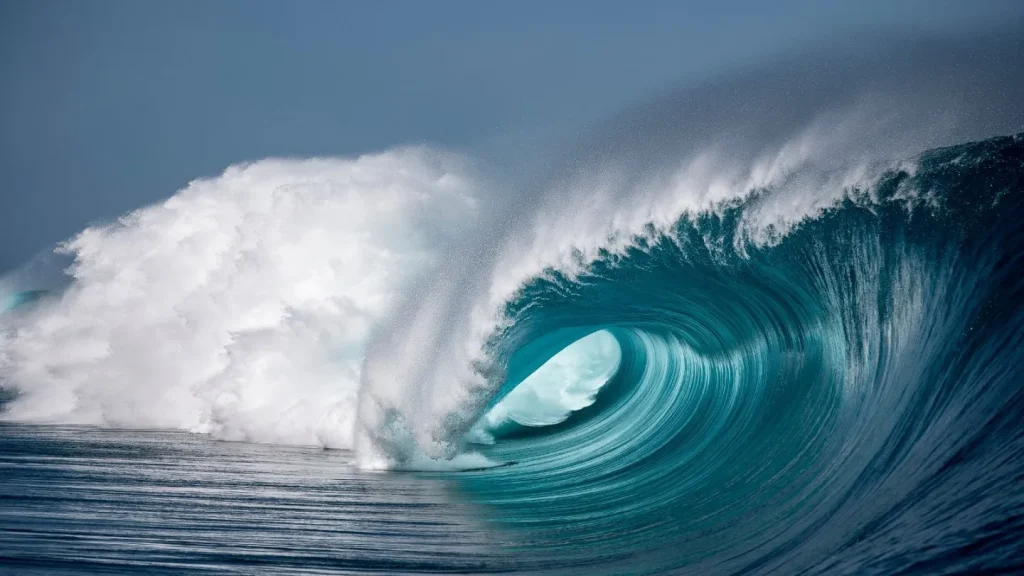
[2,30,1023,574]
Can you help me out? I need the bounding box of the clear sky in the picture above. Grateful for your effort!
[1,0,1021,272]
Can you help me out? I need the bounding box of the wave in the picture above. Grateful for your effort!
[1,31,1023,573]
[449,133,1024,572]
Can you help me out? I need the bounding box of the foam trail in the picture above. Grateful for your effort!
[0,148,478,449]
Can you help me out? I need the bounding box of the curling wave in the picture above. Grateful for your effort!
[447,134,1024,573]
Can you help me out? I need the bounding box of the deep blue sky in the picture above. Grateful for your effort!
[1,0,1021,271]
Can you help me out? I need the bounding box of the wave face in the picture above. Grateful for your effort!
[2,34,1024,573]
[447,134,1024,573]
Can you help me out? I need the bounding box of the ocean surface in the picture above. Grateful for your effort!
[0,424,511,575]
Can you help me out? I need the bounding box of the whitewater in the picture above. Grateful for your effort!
[2,32,1024,574]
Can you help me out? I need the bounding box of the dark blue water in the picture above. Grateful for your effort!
[0,423,521,575]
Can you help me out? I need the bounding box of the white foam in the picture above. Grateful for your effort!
[0,148,479,450]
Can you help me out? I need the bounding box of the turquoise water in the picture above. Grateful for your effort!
[448,133,1024,573]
